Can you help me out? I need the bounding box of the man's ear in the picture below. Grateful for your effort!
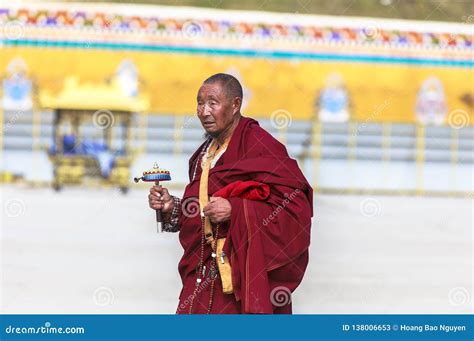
[232,97,242,115]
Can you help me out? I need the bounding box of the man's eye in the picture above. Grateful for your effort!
[209,101,217,106]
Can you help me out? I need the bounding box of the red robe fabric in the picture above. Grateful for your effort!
[175,116,313,314]
[213,180,270,201]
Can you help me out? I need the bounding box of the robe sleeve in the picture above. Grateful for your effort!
[163,196,181,233]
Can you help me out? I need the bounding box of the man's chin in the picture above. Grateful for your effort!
[204,128,219,139]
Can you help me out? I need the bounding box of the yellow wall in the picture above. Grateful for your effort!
[1,47,472,123]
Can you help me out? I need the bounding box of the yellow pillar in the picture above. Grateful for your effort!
[0,105,3,181]
[348,123,358,161]
[415,124,425,195]
[348,122,358,193]
[382,123,391,162]
[311,120,322,191]
[31,106,41,185]
[32,106,41,152]
[450,127,459,190]
[277,125,288,145]
[382,123,391,191]
[173,115,184,156]
[126,114,132,155]
[139,111,147,154]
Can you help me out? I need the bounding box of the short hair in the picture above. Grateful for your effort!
[203,73,243,101]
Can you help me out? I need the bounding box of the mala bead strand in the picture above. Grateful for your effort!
[188,217,206,314]
[206,224,220,314]
[188,219,221,314]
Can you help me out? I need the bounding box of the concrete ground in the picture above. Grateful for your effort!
[1,185,472,314]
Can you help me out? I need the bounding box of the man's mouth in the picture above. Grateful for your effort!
[203,122,215,127]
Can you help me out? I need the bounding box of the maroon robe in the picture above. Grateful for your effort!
[175,116,313,314]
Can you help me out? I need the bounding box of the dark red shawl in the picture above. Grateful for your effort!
[177,116,313,314]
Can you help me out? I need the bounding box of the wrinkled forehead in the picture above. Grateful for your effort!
[197,81,226,99]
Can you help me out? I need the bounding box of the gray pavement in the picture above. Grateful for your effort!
[1,185,472,314]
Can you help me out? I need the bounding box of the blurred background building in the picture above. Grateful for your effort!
[0,0,472,194]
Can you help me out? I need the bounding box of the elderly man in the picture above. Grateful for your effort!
[148,73,313,314]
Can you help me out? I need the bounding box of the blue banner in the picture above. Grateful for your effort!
[1,314,472,340]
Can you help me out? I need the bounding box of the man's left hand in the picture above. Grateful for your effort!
[203,196,232,224]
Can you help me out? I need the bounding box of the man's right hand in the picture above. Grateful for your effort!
[148,185,174,213]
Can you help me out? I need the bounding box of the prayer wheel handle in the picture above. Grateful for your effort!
[133,163,171,233]
[154,181,163,231]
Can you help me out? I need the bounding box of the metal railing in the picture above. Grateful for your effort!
[0,111,472,196]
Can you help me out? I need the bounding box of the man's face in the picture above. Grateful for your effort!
[196,82,235,137]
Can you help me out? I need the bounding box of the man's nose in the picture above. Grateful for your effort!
[203,103,212,116]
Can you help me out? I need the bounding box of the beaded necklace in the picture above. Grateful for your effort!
[188,138,230,314]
